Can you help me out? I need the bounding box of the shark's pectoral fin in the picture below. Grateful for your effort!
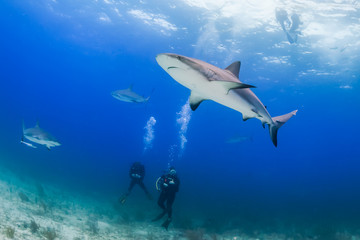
[46,145,51,151]
[189,91,206,111]
[242,114,251,121]
[226,82,256,93]
[213,81,256,94]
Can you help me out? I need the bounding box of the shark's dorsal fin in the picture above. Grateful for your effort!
[225,61,241,78]
[189,91,206,111]
[128,84,133,90]
[36,121,40,127]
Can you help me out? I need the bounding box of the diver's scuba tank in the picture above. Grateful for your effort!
[155,177,163,191]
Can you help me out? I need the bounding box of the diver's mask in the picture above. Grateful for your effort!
[169,168,176,175]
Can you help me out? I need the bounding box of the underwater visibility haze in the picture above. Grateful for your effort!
[0,0,360,239]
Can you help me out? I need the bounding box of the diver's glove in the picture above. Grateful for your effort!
[163,183,168,187]
[169,180,175,184]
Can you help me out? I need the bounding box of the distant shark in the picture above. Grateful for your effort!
[22,121,61,150]
[226,136,253,144]
[111,85,150,103]
[156,53,297,147]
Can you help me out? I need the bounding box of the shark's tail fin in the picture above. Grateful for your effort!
[269,110,298,147]
[22,120,25,133]
[22,120,26,141]
[145,88,155,102]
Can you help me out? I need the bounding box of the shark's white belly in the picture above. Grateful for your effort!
[195,83,259,120]
[167,67,271,123]
[24,136,46,145]
[24,136,58,147]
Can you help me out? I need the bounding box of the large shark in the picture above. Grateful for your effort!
[111,85,150,103]
[156,53,297,147]
[22,121,61,150]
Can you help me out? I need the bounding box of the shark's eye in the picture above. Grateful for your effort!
[205,69,216,78]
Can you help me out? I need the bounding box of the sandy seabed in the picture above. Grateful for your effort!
[0,167,359,240]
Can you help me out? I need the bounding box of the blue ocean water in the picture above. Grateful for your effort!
[0,0,360,238]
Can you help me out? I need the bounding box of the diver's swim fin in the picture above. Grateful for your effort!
[161,218,172,231]
[152,211,166,222]
[119,195,127,205]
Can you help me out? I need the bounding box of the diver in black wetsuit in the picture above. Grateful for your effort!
[119,162,152,204]
[152,166,180,230]
[275,8,301,44]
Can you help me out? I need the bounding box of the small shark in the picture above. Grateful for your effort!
[226,136,253,144]
[111,85,150,103]
[22,121,61,150]
[156,53,297,147]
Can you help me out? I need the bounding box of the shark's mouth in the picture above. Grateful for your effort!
[167,66,179,70]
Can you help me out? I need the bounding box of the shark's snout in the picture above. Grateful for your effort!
[156,53,178,58]
[111,91,121,98]
[156,53,184,63]
[156,53,186,71]
[156,53,174,64]
[156,53,172,70]
[156,53,167,59]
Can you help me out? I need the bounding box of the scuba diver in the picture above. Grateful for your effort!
[119,161,152,204]
[275,8,300,44]
[275,8,289,33]
[152,166,180,230]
